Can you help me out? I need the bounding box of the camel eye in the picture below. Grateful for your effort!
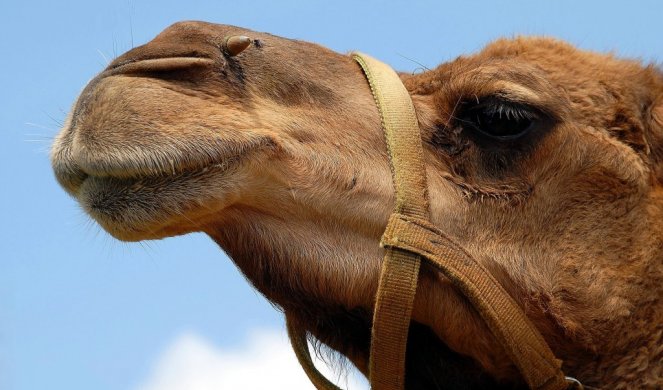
[461,101,538,140]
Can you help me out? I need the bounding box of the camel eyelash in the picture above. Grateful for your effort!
[455,97,545,141]
[458,97,541,123]
[475,101,539,121]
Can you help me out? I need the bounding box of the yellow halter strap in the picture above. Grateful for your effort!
[287,52,574,390]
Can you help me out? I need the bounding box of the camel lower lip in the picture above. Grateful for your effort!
[80,161,234,203]
[80,173,189,215]
[76,160,239,237]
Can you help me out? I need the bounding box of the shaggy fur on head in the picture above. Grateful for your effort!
[52,21,663,389]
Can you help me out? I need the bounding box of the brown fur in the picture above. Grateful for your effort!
[52,21,663,388]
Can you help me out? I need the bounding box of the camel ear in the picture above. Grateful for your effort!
[647,95,663,182]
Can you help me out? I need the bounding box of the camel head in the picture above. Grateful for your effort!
[52,21,663,388]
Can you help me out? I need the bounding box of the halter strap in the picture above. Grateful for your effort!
[287,52,572,390]
[353,52,427,390]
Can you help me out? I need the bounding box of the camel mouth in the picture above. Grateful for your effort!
[78,154,239,189]
[76,157,242,241]
[51,128,248,199]
[53,130,278,241]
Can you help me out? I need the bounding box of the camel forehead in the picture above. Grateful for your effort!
[475,36,653,93]
[410,36,652,105]
[480,36,615,66]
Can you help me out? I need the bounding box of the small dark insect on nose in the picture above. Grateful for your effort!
[224,35,252,56]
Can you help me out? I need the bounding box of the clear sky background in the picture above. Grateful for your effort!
[2,1,662,389]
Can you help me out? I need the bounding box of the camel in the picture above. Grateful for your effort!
[51,21,663,389]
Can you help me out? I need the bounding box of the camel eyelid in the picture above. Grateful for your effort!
[458,96,543,125]
[451,96,554,144]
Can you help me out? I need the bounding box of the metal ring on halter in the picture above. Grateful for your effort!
[565,376,584,389]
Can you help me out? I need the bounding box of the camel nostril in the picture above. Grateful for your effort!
[108,57,215,76]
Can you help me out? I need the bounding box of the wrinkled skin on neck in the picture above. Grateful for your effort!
[52,21,663,388]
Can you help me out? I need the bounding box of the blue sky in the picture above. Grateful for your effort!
[2,1,662,389]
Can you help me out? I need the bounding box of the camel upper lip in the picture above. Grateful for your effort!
[54,153,241,199]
